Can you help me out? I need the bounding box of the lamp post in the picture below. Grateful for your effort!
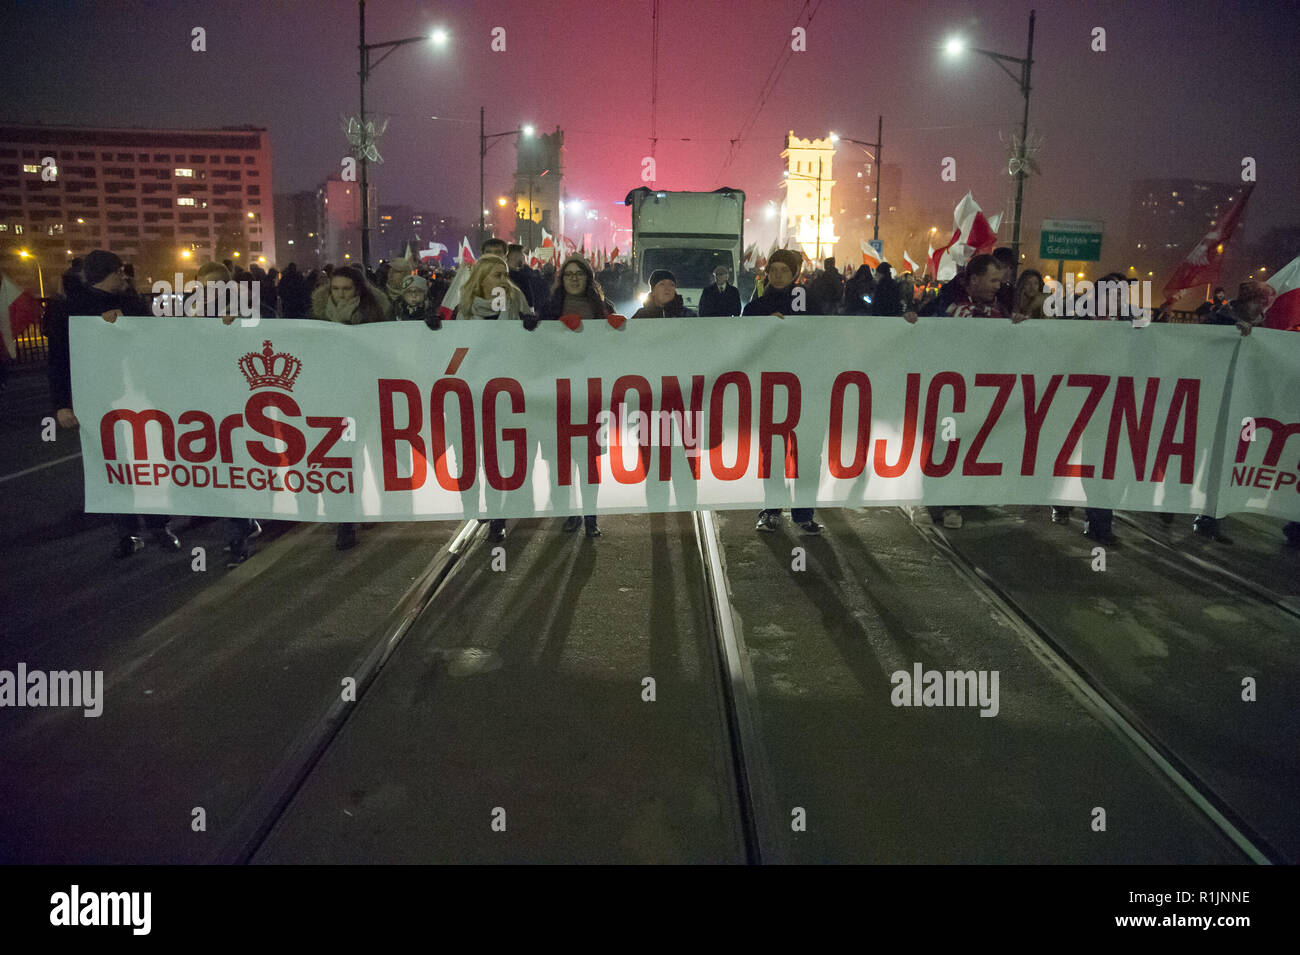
[830,117,884,241]
[17,249,44,297]
[358,0,444,270]
[944,10,1035,268]
[480,111,534,250]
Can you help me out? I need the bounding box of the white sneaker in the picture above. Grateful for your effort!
[942,509,963,529]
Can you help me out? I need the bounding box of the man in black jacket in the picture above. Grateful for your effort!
[506,244,550,317]
[46,249,179,558]
[698,265,742,316]
[632,269,695,318]
[742,249,821,535]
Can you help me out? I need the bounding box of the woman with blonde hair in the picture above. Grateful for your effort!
[455,254,533,321]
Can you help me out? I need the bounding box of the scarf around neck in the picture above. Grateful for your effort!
[324,295,361,324]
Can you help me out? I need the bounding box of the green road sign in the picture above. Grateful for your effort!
[1039,218,1103,261]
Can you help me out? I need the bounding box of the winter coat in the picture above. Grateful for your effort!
[869,277,903,316]
[45,283,146,412]
[698,282,742,317]
[631,294,695,318]
[509,266,550,314]
[743,283,800,317]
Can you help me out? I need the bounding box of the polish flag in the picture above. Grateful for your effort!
[1264,253,1300,331]
[436,262,471,322]
[860,240,881,270]
[903,250,920,274]
[0,272,41,360]
[610,245,620,263]
[1162,183,1254,302]
[802,249,815,271]
[457,237,476,267]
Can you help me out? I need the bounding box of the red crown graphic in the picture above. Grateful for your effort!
[238,340,302,391]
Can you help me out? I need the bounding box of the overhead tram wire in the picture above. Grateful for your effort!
[712,0,823,186]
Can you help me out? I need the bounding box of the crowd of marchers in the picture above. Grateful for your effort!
[39,239,1300,568]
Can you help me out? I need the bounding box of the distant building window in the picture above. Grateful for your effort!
[224,156,240,165]
[0,224,6,232]
[174,168,195,178]
[243,156,254,165]
[153,154,170,163]
[189,155,205,163]
[22,164,40,173]
[14,224,22,234]
[177,197,196,206]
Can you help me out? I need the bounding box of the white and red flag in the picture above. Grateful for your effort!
[457,237,476,267]
[436,262,471,322]
[930,192,1001,280]
[1161,183,1254,303]
[860,240,881,270]
[903,250,920,274]
[0,272,41,360]
[1264,253,1300,331]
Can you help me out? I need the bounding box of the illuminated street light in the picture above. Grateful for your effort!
[17,248,44,296]
[359,10,449,268]
[941,11,1035,268]
[497,196,508,207]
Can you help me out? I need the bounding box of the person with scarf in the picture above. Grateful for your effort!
[309,265,386,550]
[541,255,614,537]
[454,254,536,542]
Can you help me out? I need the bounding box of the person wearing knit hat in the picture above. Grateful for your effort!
[632,269,694,318]
[82,249,123,286]
[389,272,440,327]
[742,249,821,535]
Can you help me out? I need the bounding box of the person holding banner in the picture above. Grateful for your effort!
[1194,280,1281,543]
[454,254,537,542]
[544,255,615,538]
[309,265,387,550]
[46,249,181,558]
[310,265,387,326]
[744,249,822,535]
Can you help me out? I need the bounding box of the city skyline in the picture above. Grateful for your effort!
[3,0,1298,272]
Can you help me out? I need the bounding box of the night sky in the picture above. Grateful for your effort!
[4,0,1299,257]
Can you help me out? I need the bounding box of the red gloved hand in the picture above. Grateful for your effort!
[559,313,582,331]
[607,313,627,330]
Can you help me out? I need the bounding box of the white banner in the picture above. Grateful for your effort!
[69,316,1300,523]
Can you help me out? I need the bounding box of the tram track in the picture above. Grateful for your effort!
[900,506,1280,865]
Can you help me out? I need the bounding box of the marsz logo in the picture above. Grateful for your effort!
[1042,278,1153,324]
[50,885,151,936]
[0,663,103,717]
[150,273,261,326]
[890,662,999,716]
[1232,416,1300,494]
[98,341,356,497]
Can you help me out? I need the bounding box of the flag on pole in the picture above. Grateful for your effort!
[457,236,476,267]
[926,243,936,277]
[860,240,881,270]
[610,245,620,264]
[1161,184,1255,303]
[1264,253,1300,331]
[0,272,41,360]
[436,262,471,322]
[903,250,920,274]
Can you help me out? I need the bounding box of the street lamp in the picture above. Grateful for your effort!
[480,109,534,250]
[358,0,446,269]
[17,249,44,297]
[829,117,884,241]
[944,10,1035,269]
